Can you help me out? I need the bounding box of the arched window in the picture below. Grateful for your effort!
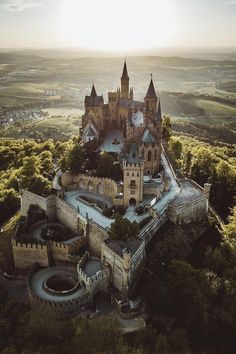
[148,150,152,162]
[141,149,145,158]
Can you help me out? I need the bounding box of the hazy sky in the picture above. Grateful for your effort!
[0,0,235,50]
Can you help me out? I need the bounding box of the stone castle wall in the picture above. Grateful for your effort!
[55,198,79,233]
[88,221,109,258]
[61,172,118,200]
[21,190,87,234]
[101,242,124,292]
[12,240,49,269]
[168,196,208,225]
[21,190,48,217]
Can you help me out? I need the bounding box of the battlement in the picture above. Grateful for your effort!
[77,265,110,285]
[12,239,46,250]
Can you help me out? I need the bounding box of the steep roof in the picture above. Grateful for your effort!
[85,84,103,107]
[145,77,157,98]
[90,84,97,97]
[155,99,162,121]
[118,98,144,109]
[121,60,129,80]
[141,128,156,144]
[85,126,96,137]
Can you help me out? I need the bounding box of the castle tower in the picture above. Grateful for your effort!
[121,60,129,99]
[84,83,104,132]
[144,74,158,114]
[123,144,144,207]
[139,128,160,174]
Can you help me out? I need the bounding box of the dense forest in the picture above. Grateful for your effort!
[0,116,235,353]
[0,207,235,353]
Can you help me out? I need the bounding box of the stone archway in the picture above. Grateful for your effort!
[87,181,94,192]
[97,182,104,195]
[78,179,85,190]
[129,198,136,206]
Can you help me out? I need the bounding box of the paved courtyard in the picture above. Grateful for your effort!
[100,129,124,153]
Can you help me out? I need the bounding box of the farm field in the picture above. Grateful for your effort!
[193,99,236,116]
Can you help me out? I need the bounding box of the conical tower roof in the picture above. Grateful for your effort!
[145,75,157,98]
[90,84,97,97]
[121,60,129,80]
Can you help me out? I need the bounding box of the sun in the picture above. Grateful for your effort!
[59,0,178,51]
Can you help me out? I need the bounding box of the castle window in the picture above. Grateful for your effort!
[132,172,134,176]
[137,173,139,177]
[127,172,129,176]
[130,180,136,186]
[154,149,157,160]
[148,150,152,162]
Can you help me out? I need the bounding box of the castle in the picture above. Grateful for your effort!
[11,61,211,320]
[82,61,162,206]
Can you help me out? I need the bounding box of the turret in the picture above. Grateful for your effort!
[90,83,97,97]
[123,247,131,271]
[129,87,133,101]
[144,74,158,113]
[121,60,129,99]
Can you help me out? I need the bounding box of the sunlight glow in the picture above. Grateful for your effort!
[59,0,178,51]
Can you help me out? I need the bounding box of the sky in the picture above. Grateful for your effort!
[0,0,235,50]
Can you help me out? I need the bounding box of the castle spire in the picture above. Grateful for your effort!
[90,83,97,97]
[121,59,129,80]
[120,59,129,99]
[145,74,157,98]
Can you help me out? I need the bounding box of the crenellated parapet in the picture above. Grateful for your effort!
[61,172,118,200]
[77,256,110,295]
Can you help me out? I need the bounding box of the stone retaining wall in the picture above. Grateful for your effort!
[61,172,118,200]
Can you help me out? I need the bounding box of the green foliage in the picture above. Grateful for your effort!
[0,212,20,270]
[172,135,236,219]
[97,152,122,180]
[108,214,139,241]
[168,137,182,161]
[0,189,20,226]
[67,142,83,174]
[162,116,172,142]
[222,207,236,250]
[83,139,100,171]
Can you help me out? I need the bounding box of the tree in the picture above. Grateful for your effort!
[97,152,122,180]
[27,175,52,196]
[222,207,236,251]
[108,214,139,241]
[83,139,100,171]
[21,156,40,177]
[0,189,20,226]
[168,137,183,161]
[67,143,84,174]
[162,116,172,143]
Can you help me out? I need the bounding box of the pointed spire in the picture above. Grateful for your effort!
[156,99,162,121]
[145,74,157,98]
[121,59,129,80]
[90,83,97,97]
